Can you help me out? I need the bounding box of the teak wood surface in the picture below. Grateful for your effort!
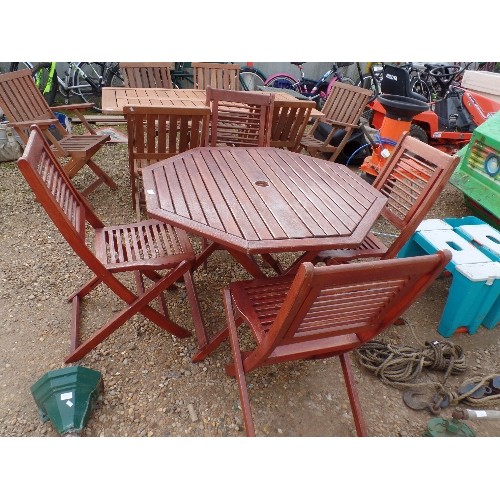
[142,147,387,277]
[101,87,324,117]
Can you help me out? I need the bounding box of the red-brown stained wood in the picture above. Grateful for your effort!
[0,69,116,197]
[299,81,373,161]
[205,87,275,147]
[123,105,210,219]
[120,63,174,89]
[269,100,316,151]
[17,125,208,363]
[198,250,452,436]
[192,63,241,91]
[142,147,387,274]
[315,133,460,263]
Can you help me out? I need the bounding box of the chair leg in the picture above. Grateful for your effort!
[223,289,256,436]
[339,352,367,437]
[182,270,209,351]
[65,261,193,363]
[86,159,117,191]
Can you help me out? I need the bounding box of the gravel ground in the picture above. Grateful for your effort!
[1,125,500,442]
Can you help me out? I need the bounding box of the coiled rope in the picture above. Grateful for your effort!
[356,336,500,408]
[356,339,466,390]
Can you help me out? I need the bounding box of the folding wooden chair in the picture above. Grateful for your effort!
[299,81,372,161]
[120,62,174,88]
[270,100,316,150]
[205,87,275,147]
[192,62,240,90]
[314,133,460,265]
[17,125,207,363]
[123,105,210,219]
[195,251,451,436]
[0,69,116,197]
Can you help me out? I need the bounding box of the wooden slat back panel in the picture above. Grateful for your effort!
[0,69,55,124]
[244,252,451,365]
[16,126,91,243]
[120,63,174,89]
[206,87,274,147]
[124,105,210,162]
[373,134,460,258]
[192,63,240,90]
[270,100,316,149]
[321,81,372,125]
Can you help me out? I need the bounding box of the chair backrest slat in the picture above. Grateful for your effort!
[246,252,451,364]
[0,70,59,140]
[372,134,460,258]
[205,87,274,147]
[16,126,105,248]
[120,63,174,89]
[192,63,240,91]
[321,82,372,125]
[270,100,315,150]
[124,105,210,162]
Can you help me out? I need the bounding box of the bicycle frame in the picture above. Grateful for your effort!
[265,63,350,101]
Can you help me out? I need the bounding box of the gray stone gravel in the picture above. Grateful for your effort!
[1,125,500,439]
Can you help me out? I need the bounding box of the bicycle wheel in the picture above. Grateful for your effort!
[410,76,432,102]
[340,76,355,85]
[31,63,58,105]
[104,62,125,88]
[239,66,267,91]
[71,62,108,112]
[264,74,297,91]
[9,62,33,72]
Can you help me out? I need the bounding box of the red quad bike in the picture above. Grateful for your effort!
[361,63,500,180]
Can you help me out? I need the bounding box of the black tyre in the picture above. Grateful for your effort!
[410,77,432,102]
[9,62,33,72]
[31,63,58,105]
[409,123,428,143]
[72,62,108,112]
[360,172,376,184]
[361,109,374,126]
[340,76,355,86]
[239,66,267,91]
[264,75,297,91]
[105,63,125,88]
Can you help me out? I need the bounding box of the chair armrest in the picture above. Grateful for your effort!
[8,118,58,129]
[50,103,94,112]
[324,118,357,128]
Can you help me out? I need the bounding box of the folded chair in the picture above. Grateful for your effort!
[17,125,207,363]
[299,81,372,161]
[195,251,451,436]
[314,133,460,265]
[205,86,275,147]
[0,69,116,197]
[124,105,210,219]
[120,62,174,88]
[192,62,240,90]
[270,100,316,150]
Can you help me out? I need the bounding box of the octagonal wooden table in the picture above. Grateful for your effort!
[141,147,387,279]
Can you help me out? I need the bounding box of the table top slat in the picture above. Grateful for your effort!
[142,147,387,254]
[102,87,323,117]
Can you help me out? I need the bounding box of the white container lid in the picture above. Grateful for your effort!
[455,262,500,282]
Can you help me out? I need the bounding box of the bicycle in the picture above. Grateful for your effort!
[355,62,384,96]
[263,62,355,107]
[9,62,124,111]
[408,62,469,102]
[239,65,267,91]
